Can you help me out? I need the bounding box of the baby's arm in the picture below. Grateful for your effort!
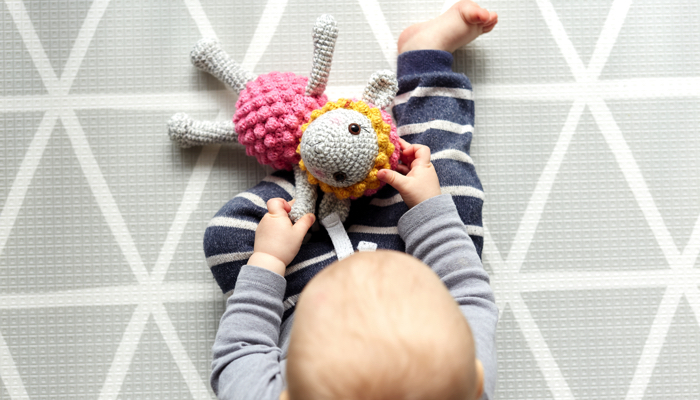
[383,144,498,400]
[210,200,314,400]
[398,192,497,391]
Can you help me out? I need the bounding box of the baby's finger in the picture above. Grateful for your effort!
[292,213,316,236]
[410,144,432,167]
[266,198,289,216]
[399,144,417,166]
[284,199,295,213]
[377,169,408,191]
[395,163,410,175]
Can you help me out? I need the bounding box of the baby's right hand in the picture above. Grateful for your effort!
[248,198,315,276]
[377,139,441,209]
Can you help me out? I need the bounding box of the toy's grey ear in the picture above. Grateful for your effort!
[306,14,338,97]
[362,70,398,109]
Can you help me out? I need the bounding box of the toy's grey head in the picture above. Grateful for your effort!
[298,69,399,190]
[299,109,379,188]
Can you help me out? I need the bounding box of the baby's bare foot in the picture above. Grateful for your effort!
[398,0,498,54]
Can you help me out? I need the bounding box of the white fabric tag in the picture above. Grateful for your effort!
[357,241,377,252]
[321,212,354,260]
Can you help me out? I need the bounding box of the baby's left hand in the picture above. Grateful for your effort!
[377,139,442,209]
[248,198,315,276]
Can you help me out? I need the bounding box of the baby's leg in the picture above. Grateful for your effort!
[392,1,497,256]
[398,0,497,54]
[204,171,295,294]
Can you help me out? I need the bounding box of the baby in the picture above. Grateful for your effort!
[210,1,499,399]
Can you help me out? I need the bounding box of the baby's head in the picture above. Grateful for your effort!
[282,250,483,400]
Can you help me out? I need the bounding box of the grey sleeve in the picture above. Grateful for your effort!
[398,194,499,400]
[210,265,287,400]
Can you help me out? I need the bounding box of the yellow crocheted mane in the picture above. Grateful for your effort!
[297,98,395,200]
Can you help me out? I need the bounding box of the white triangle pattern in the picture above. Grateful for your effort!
[0,0,698,399]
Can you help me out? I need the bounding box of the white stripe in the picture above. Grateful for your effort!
[2,78,699,113]
[60,0,112,92]
[4,0,59,92]
[151,143,221,282]
[370,193,403,207]
[431,149,474,165]
[63,110,150,284]
[263,175,295,197]
[357,0,397,69]
[240,0,289,73]
[348,225,399,235]
[397,120,474,137]
[369,183,482,207]
[207,251,254,268]
[535,0,587,82]
[587,0,633,80]
[236,191,267,209]
[182,0,218,39]
[394,87,474,106]
[99,304,150,400]
[0,330,29,399]
[442,185,485,200]
[285,251,337,276]
[208,216,258,231]
[152,303,210,398]
[0,282,220,309]
[283,294,301,311]
[0,112,56,258]
[466,225,484,237]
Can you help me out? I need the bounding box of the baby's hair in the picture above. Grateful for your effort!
[286,251,478,400]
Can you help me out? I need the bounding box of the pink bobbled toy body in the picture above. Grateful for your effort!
[233,72,328,170]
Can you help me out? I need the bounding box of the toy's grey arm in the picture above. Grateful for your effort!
[318,192,351,223]
[305,15,338,97]
[362,70,399,109]
[191,38,256,94]
[289,165,318,222]
[167,113,237,148]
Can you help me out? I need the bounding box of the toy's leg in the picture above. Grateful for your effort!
[362,70,399,109]
[289,165,317,222]
[305,14,338,97]
[191,38,256,94]
[318,192,350,223]
[167,113,237,148]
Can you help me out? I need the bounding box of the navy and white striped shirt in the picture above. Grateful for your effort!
[204,50,484,321]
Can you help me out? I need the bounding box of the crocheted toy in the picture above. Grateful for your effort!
[168,15,400,225]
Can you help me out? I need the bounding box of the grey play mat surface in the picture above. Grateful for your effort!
[1,0,698,399]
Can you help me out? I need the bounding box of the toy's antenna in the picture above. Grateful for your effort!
[167,114,237,148]
[190,38,256,94]
[306,14,338,96]
[167,38,256,148]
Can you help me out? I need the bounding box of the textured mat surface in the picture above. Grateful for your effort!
[1,0,698,399]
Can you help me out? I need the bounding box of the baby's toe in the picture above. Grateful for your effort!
[482,12,498,32]
[465,6,490,25]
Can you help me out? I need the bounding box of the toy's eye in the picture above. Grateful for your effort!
[348,123,361,135]
[333,172,347,182]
